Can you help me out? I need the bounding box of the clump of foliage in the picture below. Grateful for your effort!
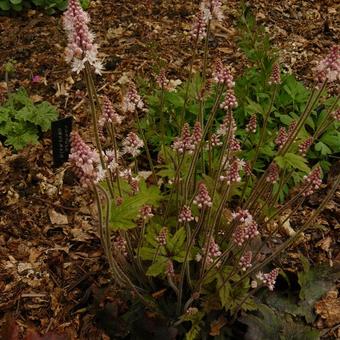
[62,0,339,338]
[143,5,339,201]
[0,88,58,150]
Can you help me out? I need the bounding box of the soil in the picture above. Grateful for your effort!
[0,0,339,339]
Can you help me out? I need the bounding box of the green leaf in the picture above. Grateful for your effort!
[218,277,231,308]
[15,101,58,132]
[0,0,10,10]
[315,141,332,156]
[167,227,186,253]
[246,98,264,115]
[139,247,157,260]
[110,181,162,230]
[283,153,310,173]
[146,256,168,276]
[9,0,21,4]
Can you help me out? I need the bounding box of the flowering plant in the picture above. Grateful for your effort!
[62,0,339,337]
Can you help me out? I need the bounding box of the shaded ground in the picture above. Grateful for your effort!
[0,0,339,338]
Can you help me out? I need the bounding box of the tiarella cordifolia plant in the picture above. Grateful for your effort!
[63,0,339,336]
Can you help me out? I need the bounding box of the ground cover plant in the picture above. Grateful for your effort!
[60,0,340,337]
[0,87,58,150]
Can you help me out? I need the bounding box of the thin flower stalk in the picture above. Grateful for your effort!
[234,174,339,288]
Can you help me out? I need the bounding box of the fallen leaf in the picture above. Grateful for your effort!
[315,290,340,327]
[316,236,332,252]
[48,209,68,225]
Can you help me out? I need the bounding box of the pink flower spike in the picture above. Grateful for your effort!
[102,96,123,125]
[261,268,279,291]
[63,0,103,74]
[122,132,144,157]
[122,83,145,113]
[114,235,128,257]
[213,59,234,87]
[245,115,257,133]
[331,108,340,121]
[266,163,279,184]
[298,137,313,156]
[178,205,194,223]
[301,166,322,196]
[275,127,288,150]
[204,238,222,267]
[315,45,340,83]
[69,131,101,187]
[156,227,168,246]
[220,89,238,110]
[190,10,207,42]
[193,183,212,209]
[139,205,154,220]
[268,63,281,85]
[156,69,169,88]
[172,123,195,154]
[239,251,252,271]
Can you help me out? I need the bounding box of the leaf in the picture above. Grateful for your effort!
[16,101,58,132]
[110,181,161,230]
[167,227,186,253]
[282,153,310,173]
[9,0,21,4]
[139,247,157,260]
[241,304,282,339]
[246,98,264,115]
[0,0,11,10]
[315,141,332,156]
[146,257,168,277]
[218,279,231,308]
[185,324,201,340]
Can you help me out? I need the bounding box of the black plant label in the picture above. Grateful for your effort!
[51,116,73,167]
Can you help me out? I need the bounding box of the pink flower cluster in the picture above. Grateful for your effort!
[156,69,169,88]
[220,89,238,110]
[122,132,144,157]
[200,0,224,22]
[266,163,279,184]
[213,59,234,87]
[331,108,340,121]
[298,137,313,156]
[239,251,252,271]
[139,205,154,220]
[172,122,201,154]
[193,183,212,208]
[229,136,241,152]
[232,211,259,247]
[204,238,222,267]
[220,158,244,184]
[69,132,101,187]
[122,83,145,113]
[275,127,288,150]
[256,268,279,291]
[63,0,102,74]
[302,166,322,196]
[245,115,257,133]
[104,149,119,171]
[316,45,340,83]
[210,133,222,147]
[190,10,207,41]
[268,63,281,85]
[157,227,168,246]
[178,205,195,223]
[217,111,237,136]
[114,235,128,257]
[101,96,123,126]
